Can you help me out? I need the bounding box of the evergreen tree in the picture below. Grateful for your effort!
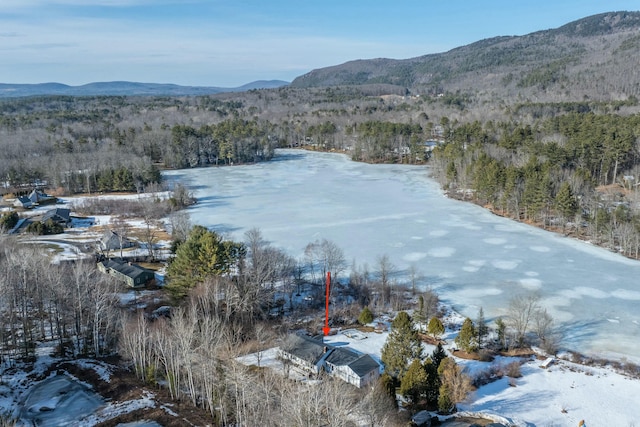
[166,225,245,299]
[381,311,423,379]
[427,317,445,340]
[476,307,488,349]
[414,295,426,329]
[431,342,448,368]
[555,181,578,232]
[358,306,374,325]
[379,373,398,408]
[399,359,428,404]
[437,383,454,414]
[495,317,507,350]
[455,317,477,353]
[423,357,441,406]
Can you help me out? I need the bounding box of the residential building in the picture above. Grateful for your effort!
[97,259,155,288]
[41,208,71,227]
[279,334,382,388]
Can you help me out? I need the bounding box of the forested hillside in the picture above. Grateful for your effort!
[292,12,640,104]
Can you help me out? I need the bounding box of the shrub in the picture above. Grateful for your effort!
[358,306,374,325]
[0,211,19,231]
[505,361,522,378]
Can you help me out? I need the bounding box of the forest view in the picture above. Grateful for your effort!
[3,11,640,426]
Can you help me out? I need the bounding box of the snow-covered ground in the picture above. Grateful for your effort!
[165,149,640,365]
[239,326,640,426]
[1,342,179,426]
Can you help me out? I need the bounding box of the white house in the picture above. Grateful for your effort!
[279,334,381,388]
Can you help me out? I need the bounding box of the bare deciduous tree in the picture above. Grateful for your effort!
[506,293,541,348]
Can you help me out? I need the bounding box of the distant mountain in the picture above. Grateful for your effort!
[291,11,640,103]
[0,80,289,98]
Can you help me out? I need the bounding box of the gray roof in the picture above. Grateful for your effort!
[324,347,360,366]
[42,208,70,223]
[347,354,380,377]
[282,334,328,365]
[99,259,152,281]
[325,347,380,377]
[16,196,32,204]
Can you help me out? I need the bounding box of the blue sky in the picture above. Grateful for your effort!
[1,0,638,87]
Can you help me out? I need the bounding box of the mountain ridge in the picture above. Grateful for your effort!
[0,80,289,98]
[290,11,640,103]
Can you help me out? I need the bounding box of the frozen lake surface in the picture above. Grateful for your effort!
[165,149,640,363]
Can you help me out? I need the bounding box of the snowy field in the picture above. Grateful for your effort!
[239,327,640,426]
[166,149,640,364]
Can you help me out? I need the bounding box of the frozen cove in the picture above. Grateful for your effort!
[165,149,640,363]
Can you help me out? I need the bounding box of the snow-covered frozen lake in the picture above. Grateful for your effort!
[165,149,640,363]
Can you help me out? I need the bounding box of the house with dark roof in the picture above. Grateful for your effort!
[28,189,55,205]
[279,334,329,375]
[99,229,135,253]
[323,347,381,388]
[42,208,71,227]
[278,334,382,387]
[13,196,33,209]
[97,259,155,288]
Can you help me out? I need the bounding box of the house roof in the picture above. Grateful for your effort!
[324,347,360,366]
[16,196,32,205]
[101,229,132,246]
[325,347,380,377]
[348,354,380,377]
[99,259,153,281]
[281,334,328,365]
[42,208,71,223]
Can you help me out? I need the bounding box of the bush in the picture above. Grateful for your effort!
[505,361,522,378]
[0,211,19,231]
[358,306,374,325]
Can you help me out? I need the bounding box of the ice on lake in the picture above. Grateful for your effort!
[165,149,640,363]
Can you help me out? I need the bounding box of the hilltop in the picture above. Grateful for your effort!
[291,11,640,104]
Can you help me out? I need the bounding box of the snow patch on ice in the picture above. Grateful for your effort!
[518,278,542,290]
[491,259,520,270]
[611,288,640,300]
[574,286,609,299]
[453,287,503,298]
[484,237,507,245]
[427,247,456,257]
[403,252,427,262]
[429,229,448,237]
[529,245,551,252]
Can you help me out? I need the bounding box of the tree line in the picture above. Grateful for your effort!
[431,114,640,258]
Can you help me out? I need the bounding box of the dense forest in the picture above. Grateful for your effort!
[3,88,640,260]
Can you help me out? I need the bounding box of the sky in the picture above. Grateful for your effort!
[1,1,639,87]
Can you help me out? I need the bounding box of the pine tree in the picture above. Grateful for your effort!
[413,295,426,329]
[381,311,423,379]
[431,342,447,368]
[166,225,245,299]
[455,317,477,353]
[427,317,445,340]
[437,383,454,413]
[495,317,506,350]
[423,357,441,406]
[476,307,488,349]
[358,306,374,325]
[555,181,578,232]
[399,359,428,403]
